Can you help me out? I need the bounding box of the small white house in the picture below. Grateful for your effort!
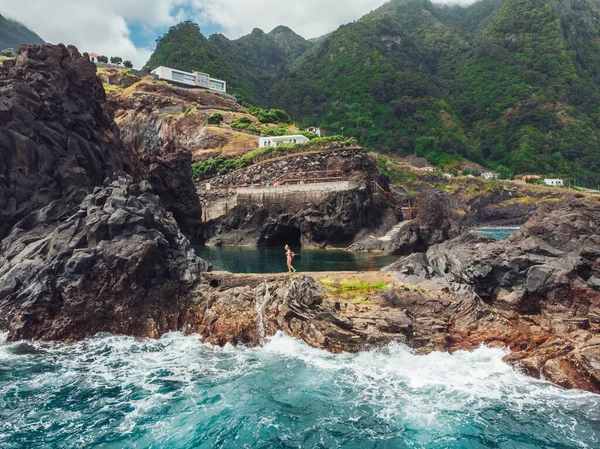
[482,172,499,180]
[88,52,100,63]
[151,66,227,92]
[419,166,436,172]
[443,173,454,179]
[306,126,321,137]
[259,135,309,148]
[544,178,564,187]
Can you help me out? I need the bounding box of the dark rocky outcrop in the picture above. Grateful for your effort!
[143,151,203,241]
[0,173,210,341]
[108,79,214,242]
[0,44,139,240]
[0,44,210,341]
[203,187,392,247]
[349,189,460,254]
[386,200,600,392]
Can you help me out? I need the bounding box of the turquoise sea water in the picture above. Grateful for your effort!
[474,227,520,241]
[194,246,398,273]
[1,331,599,449]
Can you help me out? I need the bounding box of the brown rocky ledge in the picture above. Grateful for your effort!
[193,263,600,394]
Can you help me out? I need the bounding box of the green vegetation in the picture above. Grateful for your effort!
[206,113,224,125]
[146,0,600,186]
[144,22,312,106]
[0,14,44,51]
[191,136,358,178]
[320,279,389,302]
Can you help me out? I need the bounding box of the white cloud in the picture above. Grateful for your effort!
[0,0,188,68]
[192,0,389,39]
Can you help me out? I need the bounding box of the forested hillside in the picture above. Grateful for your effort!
[143,22,312,106]
[146,0,600,185]
[0,14,44,51]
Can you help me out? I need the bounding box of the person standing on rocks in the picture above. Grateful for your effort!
[285,244,296,273]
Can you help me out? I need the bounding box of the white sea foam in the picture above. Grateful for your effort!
[1,332,598,448]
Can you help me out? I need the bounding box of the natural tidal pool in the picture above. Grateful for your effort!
[194,246,398,273]
[474,227,520,241]
[1,331,599,449]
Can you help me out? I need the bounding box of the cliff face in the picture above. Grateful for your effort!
[0,44,138,240]
[106,77,257,240]
[199,148,399,247]
[0,44,210,341]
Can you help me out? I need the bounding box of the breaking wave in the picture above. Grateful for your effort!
[1,331,599,448]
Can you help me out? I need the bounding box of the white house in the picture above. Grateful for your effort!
[482,172,499,180]
[419,166,437,172]
[306,126,321,137]
[259,135,309,148]
[151,66,227,93]
[88,52,100,63]
[544,178,564,187]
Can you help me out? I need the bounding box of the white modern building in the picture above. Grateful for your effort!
[151,66,227,93]
[482,172,499,180]
[544,178,564,187]
[259,135,310,148]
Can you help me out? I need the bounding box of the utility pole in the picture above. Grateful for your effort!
[341,126,344,138]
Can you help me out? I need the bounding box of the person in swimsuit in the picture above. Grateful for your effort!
[285,244,296,273]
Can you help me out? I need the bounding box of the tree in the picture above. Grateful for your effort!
[110,56,123,65]
[123,60,133,69]
[98,55,108,63]
[1,48,14,57]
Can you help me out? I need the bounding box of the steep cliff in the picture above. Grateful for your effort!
[0,44,211,341]
[0,44,138,240]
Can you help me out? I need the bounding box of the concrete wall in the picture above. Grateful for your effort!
[203,195,239,222]
[202,181,361,221]
[202,148,376,189]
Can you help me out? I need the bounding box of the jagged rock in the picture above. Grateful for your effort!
[387,200,600,392]
[0,44,140,241]
[0,173,211,341]
[203,187,391,247]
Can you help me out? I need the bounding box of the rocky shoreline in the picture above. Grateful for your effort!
[1,44,599,394]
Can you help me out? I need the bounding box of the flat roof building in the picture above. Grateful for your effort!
[544,178,564,187]
[151,66,227,93]
[259,135,309,148]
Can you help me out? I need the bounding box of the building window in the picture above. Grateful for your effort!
[210,80,225,91]
[197,74,209,86]
[172,71,195,84]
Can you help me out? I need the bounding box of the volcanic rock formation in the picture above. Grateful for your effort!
[0,44,211,341]
[387,200,600,392]
[0,44,139,240]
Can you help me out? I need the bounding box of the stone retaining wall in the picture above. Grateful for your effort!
[201,149,378,189]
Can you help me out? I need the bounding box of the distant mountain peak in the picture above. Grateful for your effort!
[0,14,44,51]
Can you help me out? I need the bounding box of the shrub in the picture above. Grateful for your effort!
[123,60,133,69]
[206,113,224,125]
[237,116,252,125]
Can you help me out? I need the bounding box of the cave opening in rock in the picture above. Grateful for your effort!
[262,226,302,247]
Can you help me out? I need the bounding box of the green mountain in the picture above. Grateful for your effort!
[144,22,312,106]
[146,0,600,185]
[0,14,44,51]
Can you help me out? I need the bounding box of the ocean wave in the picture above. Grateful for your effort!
[1,332,599,448]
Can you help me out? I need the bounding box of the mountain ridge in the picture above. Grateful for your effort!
[146,0,600,186]
[0,14,45,51]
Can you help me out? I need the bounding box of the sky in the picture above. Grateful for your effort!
[0,0,480,69]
